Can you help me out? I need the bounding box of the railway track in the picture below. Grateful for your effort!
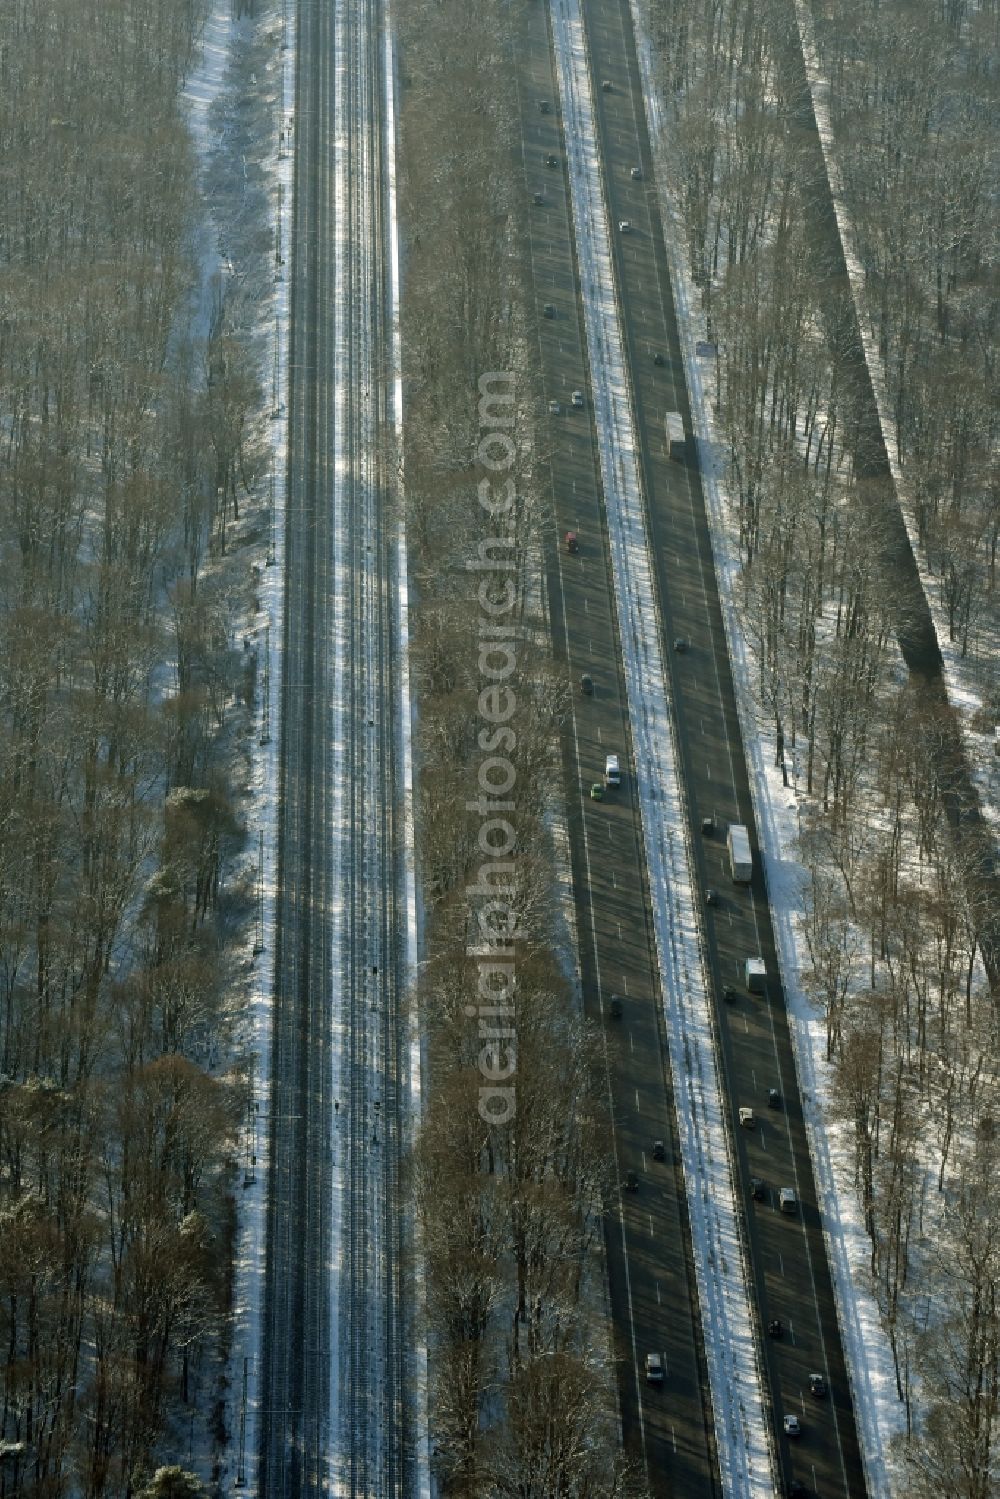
[336,0,405,1486]
[259,0,335,1491]
[259,0,406,1490]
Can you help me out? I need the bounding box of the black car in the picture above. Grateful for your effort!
[722,984,738,1002]
[652,1139,666,1161]
[768,1318,783,1338]
[624,1170,638,1192]
[701,815,714,835]
[533,191,544,206]
[808,1372,827,1397]
[768,1088,782,1108]
[749,1176,765,1201]
[609,994,623,1019]
[580,674,594,695]
[543,303,556,319]
[653,351,665,365]
[545,153,558,167]
[705,888,718,906]
[673,636,690,652]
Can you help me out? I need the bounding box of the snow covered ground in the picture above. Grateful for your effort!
[182,1,295,1489]
[383,6,431,1493]
[792,0,999,842]
[548,1,778,1493]
[184,0,426,1489]
[627,4,903,1493]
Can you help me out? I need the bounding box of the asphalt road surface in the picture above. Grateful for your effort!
[521,10,720,1499]
[521,0,870,1494]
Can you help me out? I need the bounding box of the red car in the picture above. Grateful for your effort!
[565,531,579,554]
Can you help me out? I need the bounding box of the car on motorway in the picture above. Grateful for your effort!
[768,1318,783,1338]
[768,1087,782,1108]
[609,993,623,1018]
[645,1352,664,1383]
[722,983,738,1002]
[548,399,560,415]
[779,1187,798,1213]
[538,99,550,113]
[631,165,642,179]
[545,153,558,167]
[571,389,584,407]
[589,781,604,801]
[618,219,632,233]
[533,191,544,205]
[749,1176,765,1200]
[701,814,715,834]
[652,1138,665,1161]
[705,887,718,905]
[604,752,621,787]
[565,530,579,552]
[624,1170,638,1192]
[543,302,556,319]
[787,1483,808,1499]
[673,635,690,652]
[739,1107,754,1128]
[601,78,613,91]
[808,1373,827,1397]
[653,351,665,365]
[783,1415,802,1437]
[580,673,594,695]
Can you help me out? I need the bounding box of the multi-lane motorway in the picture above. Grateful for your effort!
[522,0,870,1494]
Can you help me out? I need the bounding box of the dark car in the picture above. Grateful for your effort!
[768,1088,782,1108]
[545,153,558,167]
[749,1176,765,1201]
[543,303,556,319]
[580,674,594,695]
[653,351,665,366]
[609,994,623,1018]
[705,887,718,906]
[533,191,544,205]
[673,636,690,652]
[624,1170,638,1192]
[808,1373,827,1398]
[768,1318,783,1338]
[701,815,714,835]
[538,99,550,113]
[652,1139,666,1161]
[722,984,738,1003]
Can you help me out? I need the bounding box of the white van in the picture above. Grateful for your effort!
[604,753,621,787]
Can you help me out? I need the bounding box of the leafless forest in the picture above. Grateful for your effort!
[0,1,263,1493]
[647,0,998,1489]
[396,0,635,1489]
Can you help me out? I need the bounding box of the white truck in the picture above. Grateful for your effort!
[664,411,686,460]
[745,957,767,993]
[727,823,752,883]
